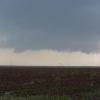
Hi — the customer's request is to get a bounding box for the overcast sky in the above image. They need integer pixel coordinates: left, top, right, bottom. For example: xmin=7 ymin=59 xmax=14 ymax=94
xmin=0 ymin=0 xmax=100 ymax=65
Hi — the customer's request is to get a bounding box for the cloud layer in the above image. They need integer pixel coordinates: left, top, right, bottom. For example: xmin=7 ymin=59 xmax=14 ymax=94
xmin=0 ymin=48 xmax=99 ymax=66
xmin=0 ymin=0 xmax=100 ymax=52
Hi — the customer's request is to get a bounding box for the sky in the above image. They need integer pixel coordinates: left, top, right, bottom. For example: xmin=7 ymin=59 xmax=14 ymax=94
xmin=0 ymin=0 xmax=100 ymax=65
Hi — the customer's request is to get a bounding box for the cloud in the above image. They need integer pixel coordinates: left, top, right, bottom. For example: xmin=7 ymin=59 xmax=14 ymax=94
xmin=0 ymin=35 xmax=7 ymax=47
xmin=0 ymin=48 xmax=99 ymax=66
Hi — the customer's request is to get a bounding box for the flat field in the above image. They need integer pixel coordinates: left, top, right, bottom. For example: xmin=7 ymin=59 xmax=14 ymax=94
xmin=0 ymin=66 xmax=100 ymax=99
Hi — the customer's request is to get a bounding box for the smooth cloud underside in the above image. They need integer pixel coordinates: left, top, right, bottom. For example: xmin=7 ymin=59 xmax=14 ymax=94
xmin=0 ymin=48 xmax=99 ymax=66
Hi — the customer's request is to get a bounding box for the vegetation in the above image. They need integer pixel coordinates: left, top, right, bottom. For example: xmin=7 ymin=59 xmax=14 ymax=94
xmin=0 ymin=67 xmax=100 ymax=99
xmin=0 ymin=95 xmax=73 ymax=100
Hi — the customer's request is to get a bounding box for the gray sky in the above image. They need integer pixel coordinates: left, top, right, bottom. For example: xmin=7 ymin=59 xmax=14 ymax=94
xmin=0 ymin=0 xmax=100 ymax=52
xmin=0 ymin=0 xmax=100 ymax=65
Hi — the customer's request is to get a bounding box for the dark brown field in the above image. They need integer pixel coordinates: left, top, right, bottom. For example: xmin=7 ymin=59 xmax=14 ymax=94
xmin=0 ymin=66 xmax=100 ymax=97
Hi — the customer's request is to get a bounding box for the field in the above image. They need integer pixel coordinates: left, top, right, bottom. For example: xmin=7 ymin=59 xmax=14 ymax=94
xmin=0 ymin=66 xmax=100 ymax=99
xmin=0 ymin=95 xmax=99 ymax=100
xmin=0 ymin=95 xmax=73 ymax=100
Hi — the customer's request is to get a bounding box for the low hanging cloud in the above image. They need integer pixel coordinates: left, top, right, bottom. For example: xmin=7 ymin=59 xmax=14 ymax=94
xmin=0 ymin=48 xmax=99 ymax=66
xmin=0 ymin=35 xmax=7 ymax=47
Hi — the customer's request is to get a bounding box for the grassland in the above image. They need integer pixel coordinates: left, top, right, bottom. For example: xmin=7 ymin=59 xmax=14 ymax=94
xmin=0 ymin=66 xmax=100 ymax=99
xmin=0 ymin=95 xmax=73 ymax=100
